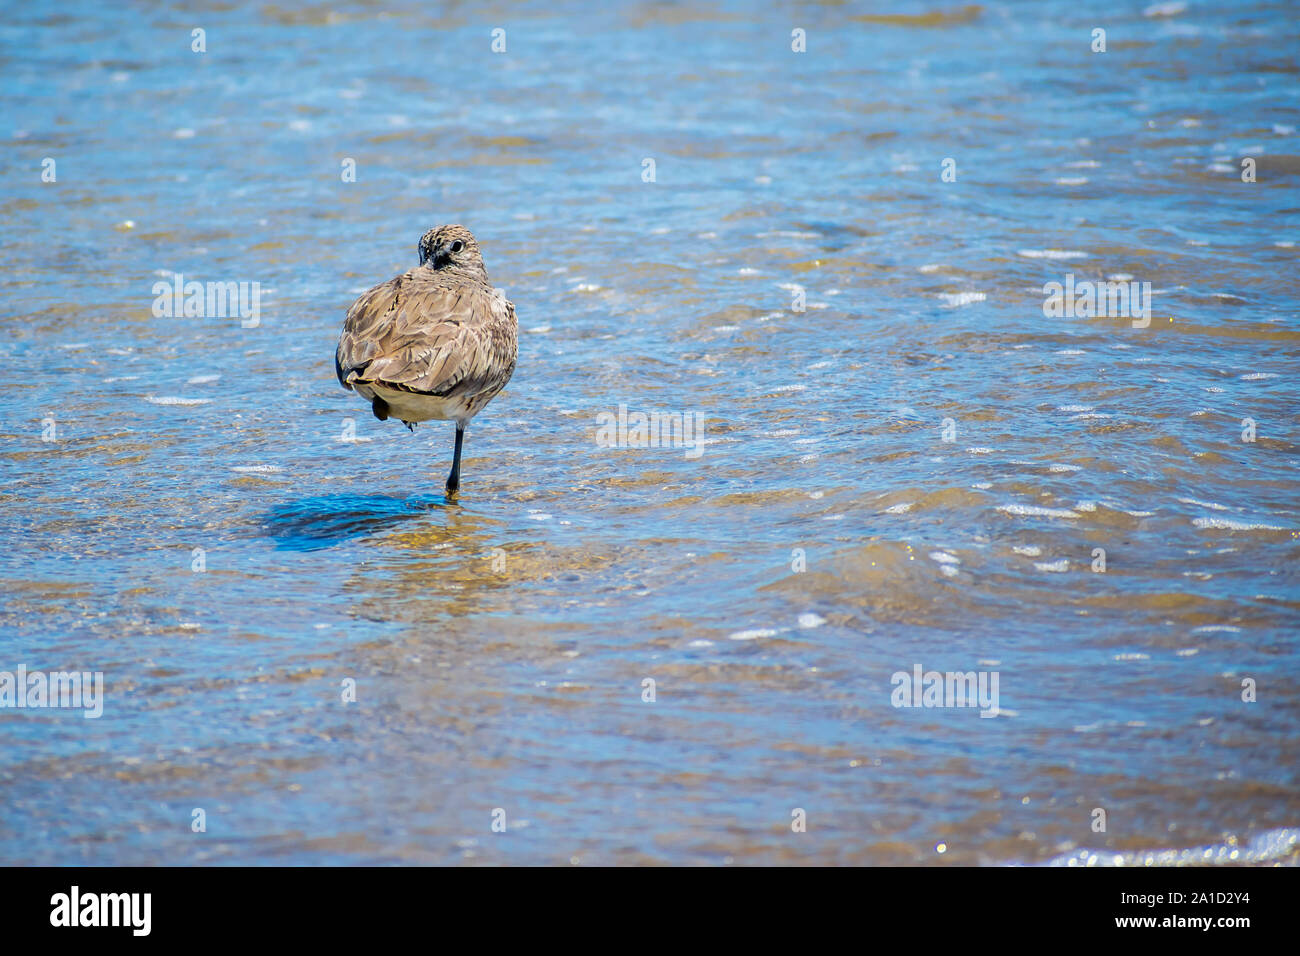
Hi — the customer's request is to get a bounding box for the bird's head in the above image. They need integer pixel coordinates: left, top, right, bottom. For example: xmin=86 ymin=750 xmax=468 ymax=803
xmin=418 ymin=224 xmax=487 ymax=280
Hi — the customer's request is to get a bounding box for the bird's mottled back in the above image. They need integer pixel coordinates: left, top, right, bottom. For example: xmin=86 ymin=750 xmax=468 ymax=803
xmin=334 ymin=225 xmax=518 ymax=494
xmin=335 ymin=225 xmax=518 ymax=415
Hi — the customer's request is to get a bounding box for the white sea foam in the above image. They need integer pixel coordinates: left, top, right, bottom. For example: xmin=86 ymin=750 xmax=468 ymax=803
xmin=1144 ymin=1 xmax=1188 ymax=17
xmin=1017 ymin=249 xmax=1088 ymax=260
xmin=938 ymin=292 xmax=986 ymax=307
xmin=1193 ymin=517 xmax=1284 ymax=531
xmin=146 ymin=395 xmax=211 ymax=406
xmin=1042 ymin=827 xmax=1298 ymax=867
xmin=999 ymin=504 xmax=1079 ymax=519
xmin=1178 ymin=497 xmax=1228 ymax=511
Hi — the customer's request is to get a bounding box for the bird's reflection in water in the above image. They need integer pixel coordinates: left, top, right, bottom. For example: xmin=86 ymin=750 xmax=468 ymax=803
xmin=341 ymin=523 xmax=523 ymax=626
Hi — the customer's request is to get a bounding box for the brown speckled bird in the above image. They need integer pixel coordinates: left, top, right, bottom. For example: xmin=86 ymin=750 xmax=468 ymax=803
xmin=335 ymin=225 xmax=518 ymax=496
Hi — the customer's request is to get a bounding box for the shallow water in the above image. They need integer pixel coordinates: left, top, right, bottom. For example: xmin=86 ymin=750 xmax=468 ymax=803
xmin=1 ymin=1 xmax=1298 ymax=865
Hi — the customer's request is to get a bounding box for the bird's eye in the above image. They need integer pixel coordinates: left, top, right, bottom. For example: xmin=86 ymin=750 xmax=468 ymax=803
xmin=449 ymin=240 xmax=464 ymax=254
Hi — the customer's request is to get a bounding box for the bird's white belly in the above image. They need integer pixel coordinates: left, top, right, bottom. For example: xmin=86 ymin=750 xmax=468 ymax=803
xmin=361 ymin=383 xmax=475 ymax=423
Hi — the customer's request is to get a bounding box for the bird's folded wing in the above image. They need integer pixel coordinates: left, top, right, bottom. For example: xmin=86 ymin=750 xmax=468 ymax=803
xmin=336 ymin=277 xmax=512 ymax=398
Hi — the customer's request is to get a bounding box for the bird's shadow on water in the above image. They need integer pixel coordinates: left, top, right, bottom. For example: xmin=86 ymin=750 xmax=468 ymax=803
xmin=258 ymin=493 xmax=451 ymax=551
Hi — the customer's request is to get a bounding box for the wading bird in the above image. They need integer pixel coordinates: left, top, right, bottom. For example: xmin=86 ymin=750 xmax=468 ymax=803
xmin=335 ymin=225 xmax=518 ymax=496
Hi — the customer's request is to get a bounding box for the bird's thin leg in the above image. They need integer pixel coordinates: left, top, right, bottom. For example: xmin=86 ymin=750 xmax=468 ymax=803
xmin=446 ymin=425 xmax=465 ymax=496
